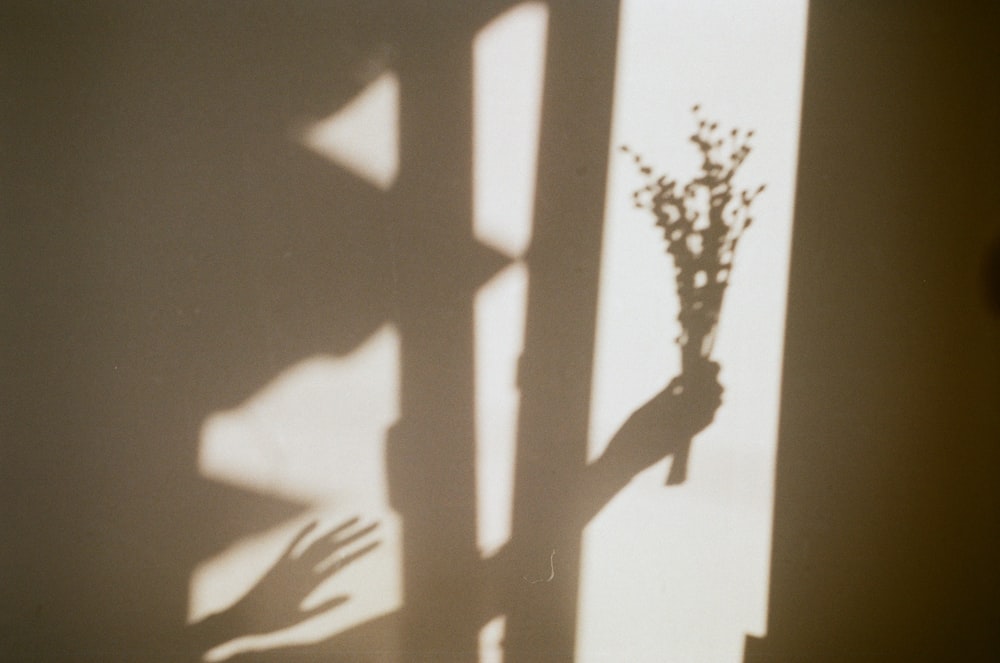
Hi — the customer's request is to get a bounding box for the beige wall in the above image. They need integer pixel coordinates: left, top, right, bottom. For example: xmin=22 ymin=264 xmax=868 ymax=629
xmin=3 ymin=1 xmax=999 ymax=661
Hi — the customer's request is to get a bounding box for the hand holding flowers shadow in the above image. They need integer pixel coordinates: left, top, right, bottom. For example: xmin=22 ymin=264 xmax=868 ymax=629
xmin=188 ymin=517 xmax=380 ymax=659
xmin=583 ymin=360 xmax=723 ymax=516
xmin=621 ymin=106 xmax=764 ymax=485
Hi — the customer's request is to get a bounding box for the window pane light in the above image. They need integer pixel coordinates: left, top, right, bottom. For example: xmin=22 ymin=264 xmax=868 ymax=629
xmin=581 ymin=1 xmax=809 ymax=661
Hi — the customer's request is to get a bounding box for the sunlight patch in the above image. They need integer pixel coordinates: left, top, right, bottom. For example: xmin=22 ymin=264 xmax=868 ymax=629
xmin=474 ymin=263 xmax=528 ymax=557
xmin=299 ymin=71 xmax=400 ymax=190
xmin=193 ymin=325 xmax=403 ymax=658
xmin=580 ymin=0 xmax=810 ymax=660
xmin=472 ymin=2 xmax=548 ymax=258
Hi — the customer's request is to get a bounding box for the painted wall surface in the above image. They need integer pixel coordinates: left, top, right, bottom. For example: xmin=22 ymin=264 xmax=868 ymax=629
xmin=3 ymin=1 xmax=998 ymax=662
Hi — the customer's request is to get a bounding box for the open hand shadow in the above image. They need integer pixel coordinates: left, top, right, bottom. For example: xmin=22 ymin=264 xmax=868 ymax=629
xmin=188 ymin=517 xmax=380 ymax=659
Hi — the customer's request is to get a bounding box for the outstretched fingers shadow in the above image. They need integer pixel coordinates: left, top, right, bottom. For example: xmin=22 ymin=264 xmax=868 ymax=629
xmin=188 ymin=517 xmax=381 ymax=659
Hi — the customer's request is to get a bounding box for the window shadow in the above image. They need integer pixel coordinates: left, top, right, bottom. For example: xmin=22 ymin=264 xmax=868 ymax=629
xmin=4 ymin=2 xmax=742 ymax=662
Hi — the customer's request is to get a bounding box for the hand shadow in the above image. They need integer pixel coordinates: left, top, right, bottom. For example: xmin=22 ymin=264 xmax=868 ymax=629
xmin=581 ymin=359 xmax=724 ymax=519
xmin=660 ymin=359 xmax=724 ymax=484
xmin=187 ymin=517 xmax=380 ymax=659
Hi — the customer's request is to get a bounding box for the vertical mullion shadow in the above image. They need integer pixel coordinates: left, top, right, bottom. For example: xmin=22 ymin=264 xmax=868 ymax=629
xmin=502 ymin=2 xmax=621 ymax=661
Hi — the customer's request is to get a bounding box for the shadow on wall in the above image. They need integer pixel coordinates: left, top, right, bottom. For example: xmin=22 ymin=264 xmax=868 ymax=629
xmin=10 ymin=1 xmax=996 ymax=662
xmin=3 ymin=2 xmax=728 ymax=661
xmin=744 ymin=1 xmax=1000 ymax=660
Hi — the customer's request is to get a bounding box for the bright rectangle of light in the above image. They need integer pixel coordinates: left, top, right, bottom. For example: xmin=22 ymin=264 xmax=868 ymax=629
xmin=472 ymin=2 xmax=548 ymax=259
xmin=579 ymin=1 xmax=810 ymax=661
